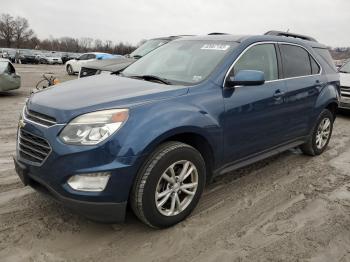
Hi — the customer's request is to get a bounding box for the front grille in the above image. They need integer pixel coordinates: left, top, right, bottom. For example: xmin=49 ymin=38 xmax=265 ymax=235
xmin=79 ymin=67 xmax=98 ymax=78
xmin=18 ymin=129 xmax=51 ymax=165
xmin=24 ymin=107 xmax=57 ymax=127
xmin=341 ymin=86 xmax=350 ymax=98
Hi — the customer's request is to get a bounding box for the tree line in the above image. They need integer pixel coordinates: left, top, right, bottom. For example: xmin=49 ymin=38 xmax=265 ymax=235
xmin=0 ymin=13 xmax=137 ymax=54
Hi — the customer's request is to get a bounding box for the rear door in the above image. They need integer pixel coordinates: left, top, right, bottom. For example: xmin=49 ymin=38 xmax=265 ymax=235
xmin=278 ymin=44 xmax=322 ymax=139
xmin=223 ymin=43 xmax=289 ymax=163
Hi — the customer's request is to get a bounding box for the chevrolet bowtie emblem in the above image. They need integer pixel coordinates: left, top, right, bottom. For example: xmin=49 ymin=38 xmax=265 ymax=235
xmin=18 ymin=119 xmax=26 ymax=129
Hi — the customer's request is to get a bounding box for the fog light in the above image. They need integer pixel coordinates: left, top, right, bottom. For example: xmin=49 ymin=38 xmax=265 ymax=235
xmin=67 ymin=173 xmax=111 ymax=192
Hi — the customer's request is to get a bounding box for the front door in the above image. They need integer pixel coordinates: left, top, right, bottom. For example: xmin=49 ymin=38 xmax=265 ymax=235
xmin=223 ymin=43 xmax=289 ymax=164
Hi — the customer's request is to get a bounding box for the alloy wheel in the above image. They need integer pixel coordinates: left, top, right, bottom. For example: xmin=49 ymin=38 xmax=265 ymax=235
xmin=315 ymin=118 xmax=331 ymax=149
xmin=155 ymin=160 xmax=198 ymax=216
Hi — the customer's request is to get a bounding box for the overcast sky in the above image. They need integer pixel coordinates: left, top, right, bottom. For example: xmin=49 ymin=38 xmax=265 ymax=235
xmin=2 ymin=0 xmax=350 ymax=47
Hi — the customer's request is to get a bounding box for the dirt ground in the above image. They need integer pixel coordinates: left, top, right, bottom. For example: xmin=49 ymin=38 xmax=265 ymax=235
xmin=1 ymin=64 xmax=350 ymax=262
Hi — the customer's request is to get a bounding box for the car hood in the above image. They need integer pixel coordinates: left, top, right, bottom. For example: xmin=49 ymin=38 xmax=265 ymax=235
xmin=84 ymin=57 xmax=135 ymax=71
xmin=27 ymin=74 xmax=188 ymax=123
xmin=340 ymin=72 xmax=350 ymax=87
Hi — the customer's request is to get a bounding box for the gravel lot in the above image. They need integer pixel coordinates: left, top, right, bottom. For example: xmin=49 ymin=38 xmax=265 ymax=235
xmin=1 ymin=64 xmax=350 ymax=262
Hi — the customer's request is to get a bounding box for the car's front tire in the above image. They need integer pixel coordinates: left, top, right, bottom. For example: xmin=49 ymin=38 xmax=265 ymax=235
xmin=131 ymin=142 xmax=206 ymax=228
xmin=66 ymin=65 xmax=74 ymax=75
xmin=300 ymin=109 xmax=334 ymax=156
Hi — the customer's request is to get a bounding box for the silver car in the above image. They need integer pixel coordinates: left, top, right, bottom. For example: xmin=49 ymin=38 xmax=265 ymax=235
xmin=0 ymin=58 xmax=21 ymax=92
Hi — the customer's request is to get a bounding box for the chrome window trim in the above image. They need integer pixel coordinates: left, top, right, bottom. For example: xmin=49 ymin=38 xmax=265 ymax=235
xmin=223 ymin=41 xmax=323 ymax=87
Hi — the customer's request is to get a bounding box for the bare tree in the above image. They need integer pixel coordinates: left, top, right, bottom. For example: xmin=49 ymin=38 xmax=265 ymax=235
xmin=79 ymin=37 xmax=93 ymax=52
xmin=94 ymin=39 xmax=103 ymax=50
xmin=13 ymin=16 xmax=34 ymax=48
xmin=0 ymin=13 xmax=15 ymax=47
xmin=0 ymin=13 xmax=138 ymax=54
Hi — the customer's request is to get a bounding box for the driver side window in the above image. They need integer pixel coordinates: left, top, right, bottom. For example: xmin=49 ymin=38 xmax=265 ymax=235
xmin=79 ymin=54 xmax=89 ymax=60
xmin=231 ymin=44 xmax=278 ymax=81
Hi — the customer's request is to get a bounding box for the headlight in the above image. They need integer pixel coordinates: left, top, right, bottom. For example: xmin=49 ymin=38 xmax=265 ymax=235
xmin=59 ymin=109 xmax=129 ymax=145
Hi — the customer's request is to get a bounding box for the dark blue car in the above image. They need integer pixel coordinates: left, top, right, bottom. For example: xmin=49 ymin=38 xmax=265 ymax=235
xmin=14 ymin=31 xmax=340 ymax=228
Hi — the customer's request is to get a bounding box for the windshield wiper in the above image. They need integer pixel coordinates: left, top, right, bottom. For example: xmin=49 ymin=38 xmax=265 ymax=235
xmin=339 ymin=70 xmax=349 ymax=74
xmin=132 ymin=55 xmax=142 ymax=59
xmin=131 ymin=75 xmax=172 ymax=85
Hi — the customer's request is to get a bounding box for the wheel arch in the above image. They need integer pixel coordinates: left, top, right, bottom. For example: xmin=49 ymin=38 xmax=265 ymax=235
xmin=140 ymin=128 xmax=218 ymax=184
xmin=314 ymin=83 xmax=339 ymax=119
xmin=325 ymin=101 xmax=338 ymax=121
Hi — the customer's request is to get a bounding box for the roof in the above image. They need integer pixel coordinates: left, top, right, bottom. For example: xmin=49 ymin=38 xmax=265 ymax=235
xmin=175 ymin=34 xmax=327 ymax=49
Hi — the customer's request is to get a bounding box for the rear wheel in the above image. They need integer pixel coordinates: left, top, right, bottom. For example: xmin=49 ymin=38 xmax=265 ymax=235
xmin=131 ymin=142 xmax=206 ymax=228
xmin=300 ymin=109 xmax=334 ymax=156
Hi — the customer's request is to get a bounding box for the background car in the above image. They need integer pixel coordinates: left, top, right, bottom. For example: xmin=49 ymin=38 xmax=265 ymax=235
xmin=339 ymin=60 xmax=350 ymax=110
xmin=79 ymin=36 xmax=182 ymax=78
xmin=38 ymin=53 xmax=63 ymax=65
xmin=16 ymin=49 xmax=39 ymax=64
xmin=0 ymin=58 xmax=21 ymax=92
xmin=61 ymin=53 xmax=80 ymax=64
xmin=65 ymin=52 xmax=116 ymax=75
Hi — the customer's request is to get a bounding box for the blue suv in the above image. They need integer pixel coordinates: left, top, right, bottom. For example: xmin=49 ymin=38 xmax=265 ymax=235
xmin=14 ymin=31 xmax=340 ymax=228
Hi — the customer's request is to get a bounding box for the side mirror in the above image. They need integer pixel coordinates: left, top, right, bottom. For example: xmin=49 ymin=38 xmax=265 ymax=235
xmin=97 ymin=57 xmax=102 ymax=60
xmin=75 ymin=57 xmax=79 ymax=60
xmin=225 ymin=70 xmax=265 ymax=88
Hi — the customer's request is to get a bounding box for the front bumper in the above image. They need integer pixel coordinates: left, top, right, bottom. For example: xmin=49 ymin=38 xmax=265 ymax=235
xmin=340 ymin=97 xmax=350 ymax=109
xmin=14 ymin=156 xmax=127 ymax=222
xmin=14 ymin=115 xmax=144 ymax=223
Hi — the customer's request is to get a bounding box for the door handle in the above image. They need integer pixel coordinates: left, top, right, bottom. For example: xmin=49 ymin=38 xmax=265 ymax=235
xmin=273 ymin=89 xmax=285 ymax=98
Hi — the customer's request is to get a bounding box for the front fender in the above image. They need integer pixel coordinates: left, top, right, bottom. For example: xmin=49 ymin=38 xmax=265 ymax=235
xmin=114 ymin=99 xmax=223 ymax=162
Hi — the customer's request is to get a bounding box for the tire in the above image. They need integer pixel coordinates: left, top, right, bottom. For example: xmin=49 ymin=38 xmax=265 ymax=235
xmin=131 ymin=141 xmax=206 ymax=228
xmin=300 ymin=109 xmax=334 ymax=156
xmin=66 ymin=65 xmax=74 ymax=75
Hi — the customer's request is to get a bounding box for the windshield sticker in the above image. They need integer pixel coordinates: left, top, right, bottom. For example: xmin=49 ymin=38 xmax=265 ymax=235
xmin=193 ymin=75 xmax=203 ymax=82
xmin=201 ymin=44 xmax=230 ymax=51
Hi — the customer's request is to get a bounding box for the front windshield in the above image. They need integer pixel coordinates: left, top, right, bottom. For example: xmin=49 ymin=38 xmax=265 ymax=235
xmin=123 ymin=40 xmax=237 ymax=85
xmin=129 ymin=39 xmax=169 ymax=58
xmin=340 ymin=61 xmax=350 ymax=73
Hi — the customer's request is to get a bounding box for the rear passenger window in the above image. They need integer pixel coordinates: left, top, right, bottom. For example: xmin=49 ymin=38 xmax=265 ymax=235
xmin=310 ymin=55 xmax=320 ymax=74
xmin=313 ymin=48 xmax=337 ymax=72
xmin=233 ymin=44 xmax=278 ymax=81
xmin=280 ymin=44 xmax=312 ymax=78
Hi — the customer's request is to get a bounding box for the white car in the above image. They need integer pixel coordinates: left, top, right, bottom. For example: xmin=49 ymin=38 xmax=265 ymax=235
xmin=65 ymin=52 xmax=114 ymax=75
xmin=0 ymin=58 xmax=21 ymax=92
xmin=44 ymin=54 xmax=63 ymax=65
xmin=339 ymin=60 xmax=350 ymax=110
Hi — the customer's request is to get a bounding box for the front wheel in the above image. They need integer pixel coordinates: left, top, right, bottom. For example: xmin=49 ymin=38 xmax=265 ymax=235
xmin=66 ymin=65 xmax=74 ymax=75
xmin=131 ymin=142 xmax=206 ymax=228
xmin=300 ymin=109 xmax=334 ymax=156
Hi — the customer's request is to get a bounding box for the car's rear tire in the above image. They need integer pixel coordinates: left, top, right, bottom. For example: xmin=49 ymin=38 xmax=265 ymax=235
xmin=300 ymin=109 xmax=334 ymax=156
xmin=130 ymin=141 xmax=206 ymax=228
xmin=66 ymin=65 xmax=74 ymax=75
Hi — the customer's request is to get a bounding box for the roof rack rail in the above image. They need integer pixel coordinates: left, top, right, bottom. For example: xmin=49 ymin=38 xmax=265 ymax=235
xmin=264 ymin=30 xmax=317 ymax=42
xmin=208 ymin=32 xmax=229 ymax=35
xmin=168 ymin=35 xmax=195 ymax=38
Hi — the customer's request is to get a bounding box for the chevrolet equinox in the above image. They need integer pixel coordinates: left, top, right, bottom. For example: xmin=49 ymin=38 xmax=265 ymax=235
xmin=14 ymin=31 xmax=340 ymax=228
